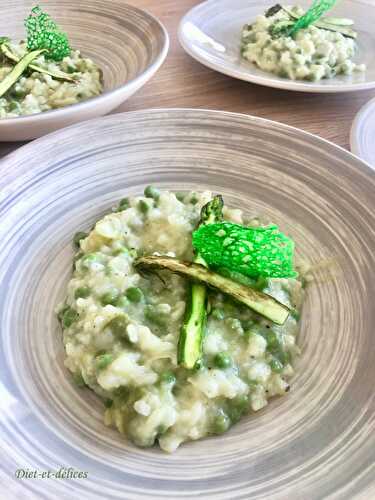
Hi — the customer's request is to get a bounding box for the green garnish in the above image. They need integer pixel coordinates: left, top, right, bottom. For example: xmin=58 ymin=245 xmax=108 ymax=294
xmin=125 ymin=287 xmax=144 ymax=303
xmin=1 ymin=43 xmax=76 ymax=82
xmin=135 ymin=256 xmax=290 ymax=325
xmin=25 ymin=6 xmax=71 ymax=61
xmin=289 ymin=0 xmax=338 ymax=35
xmin=267 ymin=3 xmax=357 ymax=39
xmin=0 ymin=48 xmax=45 ymax=98
xmin=192 ymin=222 xmax=297 ymax=279
xmin=178 ymin=195 xmax=224 ymax=369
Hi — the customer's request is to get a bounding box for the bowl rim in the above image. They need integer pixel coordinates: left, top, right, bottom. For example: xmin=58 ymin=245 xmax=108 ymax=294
xmin=2 ymin=107 xmax=375 ymax=181
xmin=0 ymin=3 xmax=169 ymax=126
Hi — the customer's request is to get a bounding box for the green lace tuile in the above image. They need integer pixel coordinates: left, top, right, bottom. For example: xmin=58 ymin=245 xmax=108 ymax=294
xmin=25 ymin=6 xmax=71 ymax=61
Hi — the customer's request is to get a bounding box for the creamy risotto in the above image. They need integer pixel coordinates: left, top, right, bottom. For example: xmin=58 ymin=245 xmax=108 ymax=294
xmin=59 ymin=189 xmax=304 ymax=452
xmin=241 ymin=5 xmax=365 ymax=81
xmin=0 ymin=41 xmax=103 ymax=118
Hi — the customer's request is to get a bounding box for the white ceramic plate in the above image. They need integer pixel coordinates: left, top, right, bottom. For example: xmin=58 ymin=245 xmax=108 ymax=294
xmin=1 ymin=109 xmax=375 ymax=499
xmin=179 ymin=0 xmax=375 ymax=93
xmin=350 ymin=96 xmax=375 ymax=167
xmin=0 ymin=0 xmax=169 ymax=141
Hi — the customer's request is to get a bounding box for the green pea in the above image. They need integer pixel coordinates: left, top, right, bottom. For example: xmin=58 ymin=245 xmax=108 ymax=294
xmin=227 ymin=407 xmax=242 ymax=423
xmin=159 ymin=372 xmax=176 ymax=385
xmin=226 ymin=395 xmax=248 ymax=423
xmin=72 ymin=372 xmax=86 ymax=387
xmin=138 ymin=200 xmax=149 ymax=214
xmin=106 ymin=315 xmax=128 ymax=338
xmin=175 ymin=192 xmax=185 ymax=202
xmin=145 ymin=305 xmax=167 ymax=326
xmin=66 ymin=64 xmax=76 ymax=73
xmin=291 ymin=309 xmax=300 ymax=321
xmin=62 ymin=307 xmax=79 ymax=328
xmin=156 ymin=424 xmax=167 ymax=436
xmin=74 ymin=286 xmax=90 ymax=299
xmin=266 ymin=330 xmax=281 ymax=351
xmin=233 ymin=394 xmax=249 ymax=411
xmin=144 ymin=185 xmax=160 ymax=200
xmin=118 ymin=197 xmax=130 ymax=210
xmin=278 ymin=68 xmax=289 ymax=79
xmin=211 ymin=308 xmax=225 ymax=320
xmin=57 ymin=305 xmax=68 ymax=322
xmin=8 ymin=100 xmax=19 ymax=111
xmin=100 ymin=290 xmax=119 ymax=306
xmin=80 ymin=253 xmax=100 ymax=270
xmin=113 ymin=386 xmax=128 ymax=400
xmin=214 ymin=352 xmax=232 ymax=369
xmin=103 ymin=398 xmax=113 ymax=408
xmin=12 ymin=88 xmax=26 ymax=99
xmin=212 ymin=412 xmax=231 ymax=434
xmin=190 ymin=193 xmax=198 ymax=205
xmin=73 ymin=231 xmax=88 ymax=248
xmin=96 ymin=354 xmax=113 ymax=371
xmin=270 ymin=357 xmax=284 ymax=373
xmin=242 ymin=319 xmax=255 ymax=331
xmin=125 ymin=287 xmax=143 ymax=303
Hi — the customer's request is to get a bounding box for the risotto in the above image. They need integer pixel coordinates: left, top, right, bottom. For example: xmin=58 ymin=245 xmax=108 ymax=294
xmin=0 ymin=41 xmax=103 ymax=118
xmin=241 ymin=5 xmax=365 ymax=81
xmin=59 ymin=189 xmax=304 ymax=452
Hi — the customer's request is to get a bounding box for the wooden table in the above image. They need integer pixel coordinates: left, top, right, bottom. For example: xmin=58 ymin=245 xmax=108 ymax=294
xmin=1 ymin=0 xmax=374 ymax=159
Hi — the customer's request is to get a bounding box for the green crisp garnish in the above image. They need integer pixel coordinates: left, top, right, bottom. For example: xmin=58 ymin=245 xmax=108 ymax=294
xmin=25 ymin=6 xmax=71 ymax=61
xmin=268 ymin=2 xmax=353 ymax=39
xmin=192 ymin=222 xmax=297 ymax=279
xmin=289 ymin=0 xmax=338 ymax=35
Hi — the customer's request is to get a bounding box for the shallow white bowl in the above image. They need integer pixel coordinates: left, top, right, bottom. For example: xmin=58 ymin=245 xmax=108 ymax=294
xmin=1 ymin=109 xmax=375 ymax=499
xmin=0 ymin=0 xmax=169 ymax=141
xmin=350 ymin=96 xmax=375 ymax=167
xmin=179 ymin=0 xmax=375 ymax=93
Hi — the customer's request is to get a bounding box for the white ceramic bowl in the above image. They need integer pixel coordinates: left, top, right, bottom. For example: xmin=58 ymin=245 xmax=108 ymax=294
xmin=179 ymin=0 xmax=375 ymax=93
xmin=350 ymin=96 xmax=375 ymax=167
xmin=1 ymin=109 xmax=375 ymax=499
xmin=0 ymin=0 xmax=169 ymax=141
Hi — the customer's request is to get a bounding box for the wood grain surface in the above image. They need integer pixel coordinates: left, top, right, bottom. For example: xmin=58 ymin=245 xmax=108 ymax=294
xmin=1 ymin=0 xmax=374 ymax=157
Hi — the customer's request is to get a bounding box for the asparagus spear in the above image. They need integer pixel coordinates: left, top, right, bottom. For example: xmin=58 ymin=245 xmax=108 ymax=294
xmin=135 ymin=256 xmax=290 ymax=326
xmin=0 ymin=48 xmax=45 ymax=98
xmin=177 ymin=195 xmax=224 ymax=369
xmin=1 ymin=43 xmax=76 ymax=83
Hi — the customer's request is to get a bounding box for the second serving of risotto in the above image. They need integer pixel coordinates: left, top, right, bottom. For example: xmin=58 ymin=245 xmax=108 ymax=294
xmin=0 ymin=6 xmax=103 ymax=119
xmin=241 ymin=4 xmax=365 ymax=82
xmin=59 ymin=188 xmax=304 ymax=452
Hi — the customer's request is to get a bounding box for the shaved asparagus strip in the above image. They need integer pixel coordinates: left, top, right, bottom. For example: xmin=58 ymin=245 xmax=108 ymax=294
xmin=0 ymin=48 xmax=45 ymax=98
xmin=1 ymin=43 xmax=76 ymax=83
xmin=135 ymin=256 xmax=290 ymax=325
